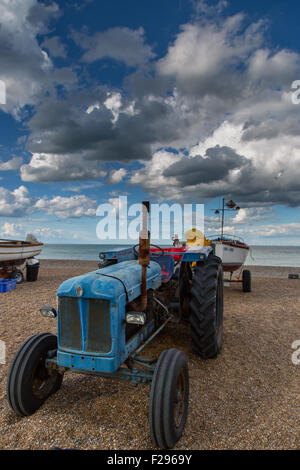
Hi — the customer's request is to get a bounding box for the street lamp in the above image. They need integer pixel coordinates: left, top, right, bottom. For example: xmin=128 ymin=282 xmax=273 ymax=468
xmin=213 ymin=198 xmax=241 ymax=237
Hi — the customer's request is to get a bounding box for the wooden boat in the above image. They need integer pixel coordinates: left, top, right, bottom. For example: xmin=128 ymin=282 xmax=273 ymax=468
xmin=209 ymin=198 xmax=250 ymax=273
xmin=210 ymin=235 xmax=249 ymax=272
xmin=0 ymin=238 xmax=43 ymax=264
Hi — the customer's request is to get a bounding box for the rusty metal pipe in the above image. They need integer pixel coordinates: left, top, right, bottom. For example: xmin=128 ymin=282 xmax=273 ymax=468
xmin=131 ymin=201 xmax=150 ymax=312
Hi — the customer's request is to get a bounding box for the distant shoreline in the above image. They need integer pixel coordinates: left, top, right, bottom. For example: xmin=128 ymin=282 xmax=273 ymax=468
xmin=38 ymin=259 xmax=300 ymax=278
xmin=37 ymin=245 xmax=300 ymax=267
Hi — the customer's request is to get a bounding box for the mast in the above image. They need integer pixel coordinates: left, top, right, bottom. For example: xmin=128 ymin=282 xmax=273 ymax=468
xmin=213 ymin=198 xmax=240 ymax=239
xmin=221 ymin=198 xmax=225 ymax=238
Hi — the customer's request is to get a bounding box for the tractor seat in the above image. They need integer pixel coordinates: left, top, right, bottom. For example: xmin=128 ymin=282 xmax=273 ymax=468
xmin=150 ymin=254 xmax=175 ymax=283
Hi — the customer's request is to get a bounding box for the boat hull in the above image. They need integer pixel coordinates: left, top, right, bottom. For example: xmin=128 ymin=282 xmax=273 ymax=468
xmin=213 ymin=241 xmax=249 ymax=272
xmin=0 ymin=243 xmax=43 ymax=263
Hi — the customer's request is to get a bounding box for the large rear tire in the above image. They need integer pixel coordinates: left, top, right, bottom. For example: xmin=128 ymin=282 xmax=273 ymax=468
xmin=7 ymin=333 xmax=63 ymax=416
xmin=149 ymin=349 xmax=189 ymax=449
xmin=189 ymin=255 xmax=224 ymax=359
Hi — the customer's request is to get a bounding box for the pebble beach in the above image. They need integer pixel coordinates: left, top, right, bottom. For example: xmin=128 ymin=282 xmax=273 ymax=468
xmin=0 ymin=260 xmax=299 ymax=450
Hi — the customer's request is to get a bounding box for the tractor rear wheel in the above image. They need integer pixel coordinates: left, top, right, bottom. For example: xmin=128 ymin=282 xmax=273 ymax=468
xmin=149 ymin=348 xmax=189 ymax=449
xmin=242 ymin=270 xmax=251 ymax=292
xmin=189 ymin=255 xmax=224 ymax=359
xmin=7 ymin=333 xmax=63 ymax=416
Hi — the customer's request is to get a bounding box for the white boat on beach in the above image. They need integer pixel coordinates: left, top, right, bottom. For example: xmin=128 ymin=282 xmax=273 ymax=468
xmin=0 ymin=236 xmax=43 ymax=264
xmin=210 ymin=235 xmax=249 ymax=272
xmin=209 ymin=198 xmax=250 ymax=273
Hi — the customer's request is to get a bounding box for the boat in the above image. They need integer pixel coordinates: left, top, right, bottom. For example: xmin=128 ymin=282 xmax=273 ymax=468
xmin=0 ymin=235 xmax=43 ymax=264
xmin=209 ymin=235 xmax=249 ymax=272
xmin=209 ymin=198 xmax=250 ymax=273
xmin=163 ymin=199 xmax=250 ymax=274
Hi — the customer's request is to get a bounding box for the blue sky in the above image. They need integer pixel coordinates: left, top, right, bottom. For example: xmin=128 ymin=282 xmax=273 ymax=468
xmin=1 ymin=0 xmax=300 ymax=245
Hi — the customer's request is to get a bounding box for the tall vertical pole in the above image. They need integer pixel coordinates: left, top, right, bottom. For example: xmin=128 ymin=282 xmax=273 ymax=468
xmin=221 ymin=198 xmax=225 ymax=238
xmin=133 ymin=201 xmax=150 ymax=312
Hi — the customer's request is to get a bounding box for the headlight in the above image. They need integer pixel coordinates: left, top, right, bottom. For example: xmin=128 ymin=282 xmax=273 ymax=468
xmin=100 ymin=253 xmax=105 ymax=259
xmin=40 ymin=306 xmax=57 ymax=318
xmin=126 ymin=312 xmax=146 ymax=325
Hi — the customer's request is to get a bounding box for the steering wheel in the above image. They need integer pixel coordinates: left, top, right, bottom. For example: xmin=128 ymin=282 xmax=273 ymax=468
xmin=133 ymin=244 xmax=164 ymax=258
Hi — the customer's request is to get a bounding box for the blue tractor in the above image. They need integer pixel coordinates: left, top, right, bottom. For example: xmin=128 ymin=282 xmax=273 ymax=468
xmin=7 ymin=202 xmax=224 ymax=449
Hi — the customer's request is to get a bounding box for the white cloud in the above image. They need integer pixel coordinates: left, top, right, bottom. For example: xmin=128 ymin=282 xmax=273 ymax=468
xmin=0 ymin=186 xmax=100 ymax=220
xmin=104 ymin=92 xmax=122 ymax=123
xmin=157 ymin=14 xmax=266 ymax=96
xmin=0 ymin=185 xmax=33 ymax=217
xmin=32 ymin=227 xmax=65 ymax=240
xmin=245 ymin=222 xmax=300 ymax=238
xmin=108 ymin=168 xmax=127 ymax=184
xmin=0 ymin=222 xmax=24 ymax=237
xmin=232 ymin=207 xmax=275 ymax=224
xmin=21 ymin=153 xmax=107 ymax=182
xmin=35 ymin=194 xmax=97 ymax=218
xmin=130 ymin=150 xmax=183 ymax=201
xmin=0 ymin=157 xmax=23 ymax=171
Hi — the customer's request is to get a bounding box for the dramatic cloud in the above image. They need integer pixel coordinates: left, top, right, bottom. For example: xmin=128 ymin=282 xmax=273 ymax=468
xmin=0 ymin=0 xmax=75 ymax=116
xmin=164 ymin=146 xmax=248 ymax=185
xmin=75 ymin=27 xmax=155 ymax=67
xmin=132 ymin=114 xmax=300 ymax=207
xmin=20 ymin=92 xmax=184 ymax=182
xmin=35 ymin=194 xmax=97 ymax=218
xmin=3 ymin=2 xmax=300 ymax=211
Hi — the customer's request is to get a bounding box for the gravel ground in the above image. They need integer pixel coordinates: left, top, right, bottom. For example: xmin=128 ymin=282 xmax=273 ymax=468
xmin=0 ymin=260 xmax=299 ymax=450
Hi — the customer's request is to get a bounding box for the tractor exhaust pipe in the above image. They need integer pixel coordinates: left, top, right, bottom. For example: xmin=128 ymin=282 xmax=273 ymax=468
xmin=132 ymin=201 xmax=150 ymax=312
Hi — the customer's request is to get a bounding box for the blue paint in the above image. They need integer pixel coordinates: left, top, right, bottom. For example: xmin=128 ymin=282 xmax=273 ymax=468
xmin=99 ymin=246 xmax=135 ymax=262
xmin=56 ymin=260 xmax=161 ymax=373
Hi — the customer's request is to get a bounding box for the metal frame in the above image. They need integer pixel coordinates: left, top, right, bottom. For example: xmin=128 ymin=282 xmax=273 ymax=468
xmin=0 ymin=260 xmax=26 ymax=280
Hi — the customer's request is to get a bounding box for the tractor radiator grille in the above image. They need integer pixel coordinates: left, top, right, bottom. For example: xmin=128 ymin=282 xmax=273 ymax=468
xmin=86 ymin=299 xmax=111 ymax=353
xmin=58 ymin=297 xmax=111 ymax=353
xmin=58 ymin=297 xmax=81 ymax=351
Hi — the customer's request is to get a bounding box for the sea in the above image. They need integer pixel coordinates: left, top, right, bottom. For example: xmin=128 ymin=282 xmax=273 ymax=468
xmin=37 ymin=244 xmax=300 ymax=267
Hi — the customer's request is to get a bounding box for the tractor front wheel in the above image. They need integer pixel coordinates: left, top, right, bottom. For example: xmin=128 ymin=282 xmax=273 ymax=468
xmin=7 ymin=333 xmax=63 ymax=416
xmin=189 ymin=255 xmax=224 ymax=359
xmin=149 ymin=348 xmax=189 ymax=449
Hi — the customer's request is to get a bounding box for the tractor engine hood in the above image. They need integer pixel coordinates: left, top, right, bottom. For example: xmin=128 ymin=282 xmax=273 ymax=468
xmin=57 ymin=260 xmax=162 ymax=303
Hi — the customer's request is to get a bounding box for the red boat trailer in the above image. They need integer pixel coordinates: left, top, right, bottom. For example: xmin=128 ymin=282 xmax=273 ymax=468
xmin=0 ymin=259 xmax=27 ymax=283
